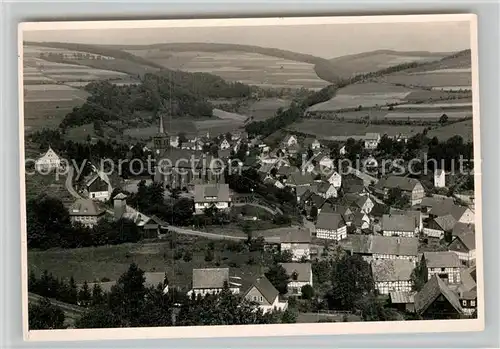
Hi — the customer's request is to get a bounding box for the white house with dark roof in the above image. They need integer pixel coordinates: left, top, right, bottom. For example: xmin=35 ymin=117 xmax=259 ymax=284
xmin=303 ymin=138 xmax=321 ymax=151
xmin=348 ymin=235 xmax=419 ymax=264
xmin=448 ymin=229 xmax=476 ymax=266
xmin=315 ymin=212 xmax=347 ymax=241
xmin=327 ymin=171 xmax=342 ymax=188
xmin=34 ymin=146 xmax=64 ymax=173
xmin=371 ymin=259 xmax=414 ymax=295
xmin=344 ymin=193 xmax=374 ymax=214
xmin=434 ymin=169 xmax=446 ymax=188
xmin=421 ymin=252 xmax=462 ymax=284
xmin=279 ymin=263 xmax=313 ymax=296
xmin=390 ymin=208 xmax=423 ymax=232
xmin=243 ymin=275 xmax=287 ymax=313
xmin=374 ymin=176 xmax=425 ymax=206
xmin=381 ymin=214 xmax=418 ymax=238
xmin=194 ymin=184 xmax=231 ymax=214
xmin=69 ymin=198 xmax=106 ymax=228
xmin=364 ymin=133 xmax=381 ymax=150
xmin=281 ymin=135 xmax=298 ymax=148
xmin=187 ymin=268 xmax=240 ymax=297
xmin=85 ymin=171 xmax=111 ymax=201
xmin=280 ymin=228 xmax=311 ymax=261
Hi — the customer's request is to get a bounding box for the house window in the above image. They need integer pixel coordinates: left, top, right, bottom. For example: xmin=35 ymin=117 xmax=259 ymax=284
xmin=462 ymin=300 xmax=467 ymax=306
xmin=441 ymin=267 xmax=445 ymax=272
xmin=260 ymin=296 xmax=263 ymax=302
xmin=253 ymin=296 xmax=258 ymax=301
xmin=471 ymin=300 xmax=476 ymax=307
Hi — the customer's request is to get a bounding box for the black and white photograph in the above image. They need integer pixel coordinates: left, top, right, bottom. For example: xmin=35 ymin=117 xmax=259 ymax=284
xmin=19 ymin=15 xmax=483 ymax=340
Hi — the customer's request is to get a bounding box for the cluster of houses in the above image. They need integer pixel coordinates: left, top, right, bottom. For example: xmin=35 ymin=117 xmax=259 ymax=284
xmin=34 ymin=120 xmax=478 ymax=319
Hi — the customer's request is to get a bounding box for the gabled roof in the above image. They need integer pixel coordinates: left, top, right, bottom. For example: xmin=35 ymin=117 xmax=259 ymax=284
xmin=375 ymin=176 xmax=422 ymax=192
xmin=429 ymin=203 xmax=470 ymax=220
xmin=113 ymin=192 xmax=127 ymax=200
xmin=390 ymin=208 xmax=421 ymax=223
xmin=348 ymin=235 xmax=418 ymax=256
xmin=279 ymin=263 xmax=312 ymax=283
xmin=382 ymin=214 xmax=416 ymax=232
xmin=69 ymin=198 xmax=105 ymax=217
xmin=244 ymin=275 xmax=279 ymax=304
xmin=192 ymin=268 xmax=230 ymax=289
xmin=343 ymin=193 xmax=369 ymax=209
xmin=422 ymin=251 xmax=461 ymax=268
xmin=448 ymin=230 xmax=476 ymax=252
xmin=194 ymin=184 xmax=230 ymax=203
xmin=86 ymin=171 xmax=110 ymax=188
xmin=316 ymin=212 xmax=346 ymax=230
xmin=290 ymin=172 xmax=314 ymax=186
xmin=414 ymin=275 xmax=463 ymax=315
xmin=433 ymin=214 xmax=458 ymax=231
xmin=280 ymin=228 xmax=311 ymax=244
xmin=452 ymin=222 xmax=474 ymax=237
xmin=371 ymin=259 xmax=414 ymax=282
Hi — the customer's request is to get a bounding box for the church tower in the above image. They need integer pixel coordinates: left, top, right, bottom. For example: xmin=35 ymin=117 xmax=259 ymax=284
xmin=153 ymin=113 xmax=169 ymax=156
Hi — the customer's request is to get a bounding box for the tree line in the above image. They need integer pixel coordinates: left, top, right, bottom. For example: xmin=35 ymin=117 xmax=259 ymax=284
xmin=29 ymin=263 xmax=296 ymax=330
xmin=27 ymin=195 xmax=142 ymax=250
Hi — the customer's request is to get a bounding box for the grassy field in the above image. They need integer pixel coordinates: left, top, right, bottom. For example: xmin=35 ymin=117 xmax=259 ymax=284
xmin=427 ymin=119 xmax=474 ymax=142
xmin=25 ymin=171 xmax=73 ymax=204
xmin=28 ymin=238 xmax=269 ymax=291
xmin=328 ymin=50 xmax=448 ymax=78
xmin=238 ymin=98 xmax=292 ymax=121
xmin=380 ymin=72 xmax=471 ymax=89
xmin=127 ymin=49 xmax=329 ymax=90
xmin=288 ymin=119 xmax=427 ymax=138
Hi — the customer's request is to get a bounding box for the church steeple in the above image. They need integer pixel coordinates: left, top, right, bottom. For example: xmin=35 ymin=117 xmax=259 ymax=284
xmin=153 ymin=111 xmax=169 ymax=155
xmin=159 ymin=113 xmax=164 ymax=134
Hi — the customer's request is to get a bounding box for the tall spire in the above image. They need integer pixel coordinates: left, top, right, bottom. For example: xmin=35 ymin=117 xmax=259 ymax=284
xmin=159 ymin=113 xmax=164 ymax=134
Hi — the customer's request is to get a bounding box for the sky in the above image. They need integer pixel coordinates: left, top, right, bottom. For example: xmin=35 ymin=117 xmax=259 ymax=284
xmin=23 ymin=21 xmax=471 ymax=59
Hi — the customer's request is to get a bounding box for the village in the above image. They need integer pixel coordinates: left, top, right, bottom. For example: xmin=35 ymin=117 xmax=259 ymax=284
xmin=29 ymin=111 xmax=477 ymax=325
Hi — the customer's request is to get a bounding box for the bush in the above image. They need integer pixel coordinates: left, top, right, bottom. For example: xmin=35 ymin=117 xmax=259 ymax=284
xmin=301 ymin=284 xmax=315 ymax=300
xmin=204 ymin=249 xmax=214 ymax=262
xmin=173 ymin=249 xmax=184 ymax=260
xmin=183 ymin=250 xmax=193 ymax=262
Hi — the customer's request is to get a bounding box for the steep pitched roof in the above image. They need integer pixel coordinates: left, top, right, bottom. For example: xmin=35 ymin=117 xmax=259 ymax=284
xmin=371 ymin=259 xmax=414 ymax=282
xmin=192 ymin=268 xmax=230 ymax=289
xmin=433 ymin=214 xmax=458 ymax=231
xmin=448 ymin=230 xmax=476 ymax=252
xmin=414 ymin=275 xmax=463 ymax=315
xmin=349 ymin=235 xmax=418 ymax=256
xmin=382 ymin=214 xmax=416 ymax=232
xmin=423 ymin=251 xmax=461 ymax=268
xmin=279 ymin=263 xmax=312 ymax=283
xmin=245 ymin=275 xmax=279 ymax=304
xmin=69 ymin=198 xmax=105 ymax=217
xmin=316 ymin=212 xmax=346 ymax=230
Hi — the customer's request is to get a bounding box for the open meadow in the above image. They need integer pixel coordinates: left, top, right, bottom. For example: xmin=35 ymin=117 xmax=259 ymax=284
xmin=288 ymin=119 xmax=427 ymax=138
xmin=127 ymin=49 xmax=329 ymax=90
xmin=28 ymin=238 xmax=268 ymax=291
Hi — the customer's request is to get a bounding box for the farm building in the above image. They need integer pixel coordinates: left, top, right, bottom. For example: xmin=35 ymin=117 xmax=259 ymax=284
xmin=315 ymin=212 xmax=347 ymax=241
xmin=279 ymin=263 xmax=313 ymax=296
xmin=34 ymin=146 xmax=64 ymax=173
xmin=187 ymin=268 xmax=240 ymax=298
xmin=194 ymin=184 xmax=231 ymax=215
xmin=381 ymin=214 xmax=418 ymax=238
xmin=371 ymin=259 xmax=414 ymax=295
xmin=421 ymin=252 xmax=462 ymax=285
xmin=347 ymin=235 xmax=419 ymax=264
xmin=280 ymin=228 xmax=311 ymax=261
